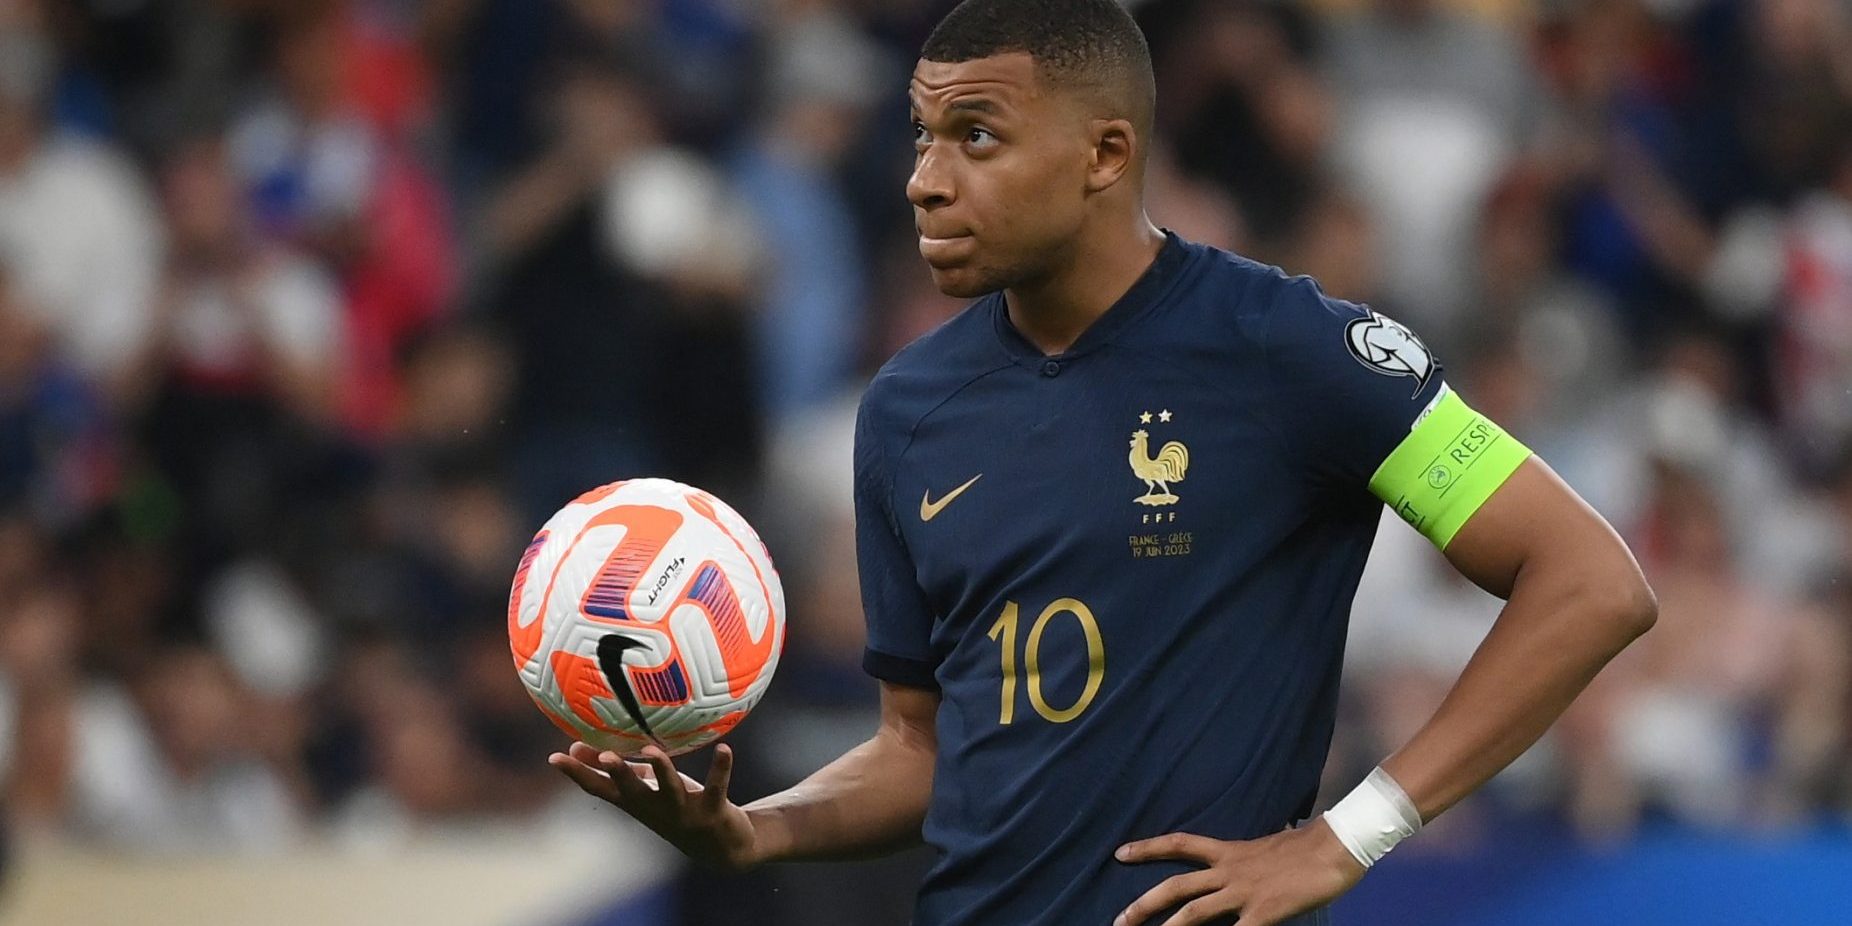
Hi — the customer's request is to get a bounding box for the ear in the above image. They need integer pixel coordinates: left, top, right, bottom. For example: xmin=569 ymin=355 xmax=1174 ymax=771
xmin=1084 ymin=118 xmax=1138 ymax=194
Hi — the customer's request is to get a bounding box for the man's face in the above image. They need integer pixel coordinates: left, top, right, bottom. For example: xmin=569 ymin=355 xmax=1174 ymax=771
xmin=908 ymin=53 xmax=1093 ymax=298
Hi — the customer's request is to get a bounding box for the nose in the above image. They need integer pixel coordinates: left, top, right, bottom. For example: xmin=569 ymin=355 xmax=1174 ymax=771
xmin=907 ymin=145 xmax=954 ymax=212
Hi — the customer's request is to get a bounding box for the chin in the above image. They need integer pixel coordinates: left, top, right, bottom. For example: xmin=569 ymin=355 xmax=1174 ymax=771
xmin=928 ymin=265 xmax=1006 ymax=300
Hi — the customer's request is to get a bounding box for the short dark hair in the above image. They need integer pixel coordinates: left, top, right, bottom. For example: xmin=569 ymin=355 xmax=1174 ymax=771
xmin=922 ymin=0 xmax=1156 ymax=138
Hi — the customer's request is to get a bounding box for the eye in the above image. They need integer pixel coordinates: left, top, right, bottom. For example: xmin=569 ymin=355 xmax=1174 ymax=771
xmin=912 ymin=120 xmax=930 ymax=148
xmin=966 ymin=127 xmax=999 ymax=150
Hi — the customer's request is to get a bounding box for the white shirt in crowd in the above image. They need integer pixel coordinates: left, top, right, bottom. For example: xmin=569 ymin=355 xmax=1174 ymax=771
xmin=0 ymin=134 xmax=165 ymax=380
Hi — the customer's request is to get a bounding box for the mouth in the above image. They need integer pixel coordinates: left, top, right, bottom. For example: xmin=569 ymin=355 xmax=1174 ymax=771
xmin=917 ymin=232 xmax=975 ymax=267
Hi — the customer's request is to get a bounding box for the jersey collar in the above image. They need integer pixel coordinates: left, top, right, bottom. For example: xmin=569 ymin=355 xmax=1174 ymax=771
xmin=991 ymin=229 xmax=1191 ymax=365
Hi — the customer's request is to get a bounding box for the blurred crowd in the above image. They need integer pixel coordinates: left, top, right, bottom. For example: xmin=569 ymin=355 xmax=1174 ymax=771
xmin=1 ymin=0 xmax=1851 ymax=921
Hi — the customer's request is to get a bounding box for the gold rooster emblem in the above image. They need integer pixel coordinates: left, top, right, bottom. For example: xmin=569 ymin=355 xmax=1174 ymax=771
xmin=1129 ymin=429 xmax=1190 ymax=506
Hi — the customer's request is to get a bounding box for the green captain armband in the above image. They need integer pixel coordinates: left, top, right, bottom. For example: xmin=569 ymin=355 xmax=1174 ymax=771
xmin=1368 ymin=386 xmax=1532 ymax=550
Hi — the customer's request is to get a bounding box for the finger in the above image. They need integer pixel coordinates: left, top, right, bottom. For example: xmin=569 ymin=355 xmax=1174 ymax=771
xmin=1215 ymin=904 xmax=1279 ymax=926
xmin=702 ymin=743 xmax=735 ymax=810
xmin=549 ymin=752 xmax=622 ymax=802
xmin=1116 ymin=833 xmax=1223 ymax=865
xmin=641 ymin=746 xmax=687 ymax=803
xmin=1155 ymin=890 xmax=1242 ymax=926
xmin=568 ymin=741 xmax=603 ymax=765
xmin=596 ymin=750 xmax=656 ymax=802
xmin=1114 ymin=871 xmax=1221 ymax=926
xmin=604 ymin=753 xmax=658 ymax=786
xmin=607 ymin=753 xmax=701 ymax=794
xmin=594 ymin=749 xmax=645 ymax=778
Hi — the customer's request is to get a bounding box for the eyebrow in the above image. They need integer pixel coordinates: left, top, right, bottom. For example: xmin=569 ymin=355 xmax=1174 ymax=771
xmin=948 ymin=99 xmax=1002 ymax=117
xmin=911 ymin=97 xmax=1006 ymax=120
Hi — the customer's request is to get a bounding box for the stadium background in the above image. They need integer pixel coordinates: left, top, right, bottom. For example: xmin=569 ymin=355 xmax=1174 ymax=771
xmin=0 ymin=0 xmax=1850 ymax=922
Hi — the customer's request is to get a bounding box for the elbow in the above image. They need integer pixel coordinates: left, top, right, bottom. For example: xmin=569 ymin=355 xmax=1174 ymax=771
xmin=1624 ymin=579 xmax=1658 ymax=639
xmin=1560 ymin=529 xmax=1658 ymax=644
xmin=1547 ymin=554 xmax=1657 ymax=648
xmin=1599 ymin=572 xmax=1658 ymax=643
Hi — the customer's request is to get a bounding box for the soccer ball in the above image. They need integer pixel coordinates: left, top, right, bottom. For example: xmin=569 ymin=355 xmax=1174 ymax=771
xmin=509 ymin=478 xmax=785 ymax=756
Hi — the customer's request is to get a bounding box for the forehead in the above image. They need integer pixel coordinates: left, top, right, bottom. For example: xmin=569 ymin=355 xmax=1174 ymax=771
xmin=910 ymin=52 xmax=1044 ymax=113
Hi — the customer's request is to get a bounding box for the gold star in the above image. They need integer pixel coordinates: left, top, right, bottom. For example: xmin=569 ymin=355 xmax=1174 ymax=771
xmin=1139 ymin=411 xmax=1153 ymax=424
xmin=1158 ymin=409 xmax=1173 ymax=423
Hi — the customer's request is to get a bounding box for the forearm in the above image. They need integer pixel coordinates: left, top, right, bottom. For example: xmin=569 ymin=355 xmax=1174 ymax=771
xmin=743 ymin=723 xmax=935 ymax=864
xmin=1379 ymin=565 xmax=1656 ymax=822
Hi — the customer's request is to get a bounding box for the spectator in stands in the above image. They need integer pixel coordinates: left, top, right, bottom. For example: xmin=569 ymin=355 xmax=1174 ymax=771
xmin=0 ymin=0 xmax=164 ymax=394
xmin=1766 ymin=578 xmax=1852 ymax=823
xmin=229 ymin=1 xmax=454 ymax=439
xmin=1773 ymin=135 xmax=1852 ymax=469
xmin=1139 ymin=0 xmax=1330 ymax=247
xmin=327 ymin=641 xmax=490 ymax=849
xmin=0 ymin=266 xmax=116 ymax=523
xmin=1324 ymin=0 xmax=1541 ymax=333
xmin=1559 ymin=399 xmax=1799 ymax=835
xmin=144 ymin=135 xmax=343 ymax=423
xmin=731 ymin=5 xmax=886 ymax=423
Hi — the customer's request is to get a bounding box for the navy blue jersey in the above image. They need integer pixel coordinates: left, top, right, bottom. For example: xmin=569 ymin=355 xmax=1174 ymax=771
xmin=854 ymin=233 xmax=1447 ymax=926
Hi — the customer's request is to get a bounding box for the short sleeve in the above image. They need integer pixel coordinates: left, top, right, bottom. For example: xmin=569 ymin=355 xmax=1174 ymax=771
xmin=1263 ymin=277 xmax=1446 ymax=494
xmin=854 ymin=392 xmax=941 ymax=690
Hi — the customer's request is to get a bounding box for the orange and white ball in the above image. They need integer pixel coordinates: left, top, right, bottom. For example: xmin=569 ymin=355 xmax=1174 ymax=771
xmin=509 ymin=479 xmax=785 ymax=756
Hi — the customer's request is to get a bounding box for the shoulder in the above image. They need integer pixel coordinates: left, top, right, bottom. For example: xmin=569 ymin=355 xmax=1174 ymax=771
xmin=1188 ymin=244 xmax=1345 ymax=333
xmin=1175 ymin=243 xmax=1395 ymax=365
xmin=1250 ymin=269 xmax=1435 ymax=394
xmin=1131 ymin=239 xmax=1340 ymax=363
xmin=859 ymin=295 xmax=1013 ymax=439
xmin=1150 ymin=240 xmax=1439 ymax=402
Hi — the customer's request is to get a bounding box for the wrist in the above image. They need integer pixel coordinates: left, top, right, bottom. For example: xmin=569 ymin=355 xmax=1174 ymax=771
xmin=738 ymin=802 xmax=789 ymax=868
xmin=1319 ymin=766 xmax=1422 ymax=870
xmin=1309 ymin=816 xmax=1368 ymax=875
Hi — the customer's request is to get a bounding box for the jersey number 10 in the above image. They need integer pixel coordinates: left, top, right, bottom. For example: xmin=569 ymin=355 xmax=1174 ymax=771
xmin=986 ymin=598 xmax=1106 ymax=724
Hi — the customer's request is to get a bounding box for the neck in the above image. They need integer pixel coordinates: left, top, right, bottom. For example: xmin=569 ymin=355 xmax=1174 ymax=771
xmin=1004 ymin=215 xmax=1166 ymax=356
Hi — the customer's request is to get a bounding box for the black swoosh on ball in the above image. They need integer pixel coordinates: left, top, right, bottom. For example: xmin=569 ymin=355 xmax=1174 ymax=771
xmin=596 ymin=632 xmax=663 ymax=746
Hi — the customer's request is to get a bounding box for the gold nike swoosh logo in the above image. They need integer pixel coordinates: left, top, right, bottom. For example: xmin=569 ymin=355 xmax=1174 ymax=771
xmin=920 ymin=474 xmax=983 ymax=522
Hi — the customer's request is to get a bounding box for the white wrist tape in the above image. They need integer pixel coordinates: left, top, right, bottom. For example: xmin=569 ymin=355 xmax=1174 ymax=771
xmin=1320 ymin=767 xmax=1422 ymax=869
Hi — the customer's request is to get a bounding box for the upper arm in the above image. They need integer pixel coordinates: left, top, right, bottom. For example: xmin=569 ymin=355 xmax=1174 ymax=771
xmin=1256 ymin=273 xmax=1650 ymax=617
xmin=1441 ymin=457 xmax=1655 ymax=614
xmin=877 ymin=681 xmax=940 ymax=755
xmin=1263 ymin=277 xmax=1447 ymax=494
xmin=854 ymin=387 xmax=942 ymax=689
